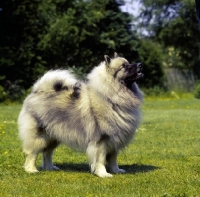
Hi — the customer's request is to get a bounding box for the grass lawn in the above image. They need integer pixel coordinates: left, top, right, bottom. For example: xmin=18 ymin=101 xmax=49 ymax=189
xmin=0 ymin=97 xmax=199 ymax=196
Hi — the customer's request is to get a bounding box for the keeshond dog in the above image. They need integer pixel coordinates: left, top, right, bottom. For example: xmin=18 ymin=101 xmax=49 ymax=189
xmin=18 ymin=52 xmax=143 ymax=178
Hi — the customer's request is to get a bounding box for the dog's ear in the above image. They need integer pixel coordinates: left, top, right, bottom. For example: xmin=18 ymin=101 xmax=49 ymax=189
xmin=104 ymin=55 xmax=111 ymax=66
xmin=114 ymin=52 xmax=118 ymax=58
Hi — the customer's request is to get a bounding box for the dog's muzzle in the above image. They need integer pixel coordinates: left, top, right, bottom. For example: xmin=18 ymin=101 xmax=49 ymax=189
xmin=124 ymin=63 xmax=143 ymax=82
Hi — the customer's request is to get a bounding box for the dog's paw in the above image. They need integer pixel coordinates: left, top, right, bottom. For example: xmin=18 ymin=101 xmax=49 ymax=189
xmin=53 ymin=165 xmax=60 ymax=171
xmin=91 ymin=164 xmax=113 ymax=178
xmin=117 ymin=168 xmax=126 ymax=173
xmin=110 ymin=166 xmax=126 ymax=174
xmin=95 ymin=172 xmax=113 ymax=178
xmin=42 ymin=165 xmax=60 ymax=171
xmin=25 ymin=167 xmax=39 ymax=173
xmin=40 ymin=164 xmax=60 ymax=171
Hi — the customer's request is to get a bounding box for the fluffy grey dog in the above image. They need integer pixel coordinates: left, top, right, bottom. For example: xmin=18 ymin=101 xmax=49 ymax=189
xmin=18 ymin=52 xmax=143 ymax=177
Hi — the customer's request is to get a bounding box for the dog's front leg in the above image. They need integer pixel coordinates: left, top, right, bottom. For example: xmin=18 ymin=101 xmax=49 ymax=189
xmin=86 ymin=142 xmax=113 ymax=178
xmin=106 ymin=151 xmax=126 ymax=174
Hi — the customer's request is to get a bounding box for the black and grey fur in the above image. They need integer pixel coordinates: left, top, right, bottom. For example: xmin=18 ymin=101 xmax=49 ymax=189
xmin=18 ymin=53 xmax=143 ymax=177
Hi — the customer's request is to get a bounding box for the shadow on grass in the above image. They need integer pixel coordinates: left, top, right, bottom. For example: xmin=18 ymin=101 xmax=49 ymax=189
xmin=120 ymin=164 xmax=160 ymax=174
xmin=56 ymin=163 xmax=160 ymax=174
xmin=57 ymin=163 xmax=90 ymax=172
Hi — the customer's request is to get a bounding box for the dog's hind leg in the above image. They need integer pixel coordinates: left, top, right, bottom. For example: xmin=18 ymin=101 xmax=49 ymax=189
xmin=18 ymin=110 xmax=47 ymax=173
xmin=23 ymin=137 xmax=47 ymax=173
xmin=41 ymin=140 xmax=60 ymax=171
xmin=86 ymin=142 xmax=113 ymax=178
xmin=23 ymin=137 xmax=48 ymax=173
xmin=106 ymin=151 xmax=126 ymax=174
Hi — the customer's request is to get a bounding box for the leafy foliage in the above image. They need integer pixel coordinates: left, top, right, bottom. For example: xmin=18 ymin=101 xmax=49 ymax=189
xmin=0 ymin=0 xmax=142 ymax=93
xmin=2 ymin=0 xmax=185 ymax=102
xmin=0 ymin=0 xmax=48 ymax=89
xmin=139 ymin=0 xmax=200 ymax=75
xmin=138 ymin=40 xmax=164 ymax=88
xmin=39 ymin=0 xmax=141 ymax=72
xmin=0 ymin=86 xmax=6 ymax=102
xmin=194 ymin=83 xmax=200 ymax=98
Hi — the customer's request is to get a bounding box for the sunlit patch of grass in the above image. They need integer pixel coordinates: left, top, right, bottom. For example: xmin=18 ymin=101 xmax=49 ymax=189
xmin=0 ymin=98 xmax=199 ymax=196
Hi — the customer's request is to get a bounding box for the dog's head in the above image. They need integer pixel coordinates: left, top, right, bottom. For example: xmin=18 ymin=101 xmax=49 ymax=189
xmin=104 ymin=52 xmax=143 ymax=88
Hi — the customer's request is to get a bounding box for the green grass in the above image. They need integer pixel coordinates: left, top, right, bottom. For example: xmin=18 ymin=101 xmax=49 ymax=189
xmin=0 ymin=97 xmax=199 ymax=197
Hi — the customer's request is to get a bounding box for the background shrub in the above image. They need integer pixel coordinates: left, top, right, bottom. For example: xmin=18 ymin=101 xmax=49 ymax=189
xmin=194 ymin=83 xmax=200 ymax=99
xmin=0 ymin=85 xmax=6 ymax=102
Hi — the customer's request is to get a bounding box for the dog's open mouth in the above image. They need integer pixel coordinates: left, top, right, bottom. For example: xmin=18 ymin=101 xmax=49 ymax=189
xmin=124 ymin=63 xmax=143 ymax=87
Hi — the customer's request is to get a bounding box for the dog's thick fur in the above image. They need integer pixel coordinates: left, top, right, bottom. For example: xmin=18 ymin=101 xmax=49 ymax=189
xmin=18 ymin=53 xmax=143 ymax=177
